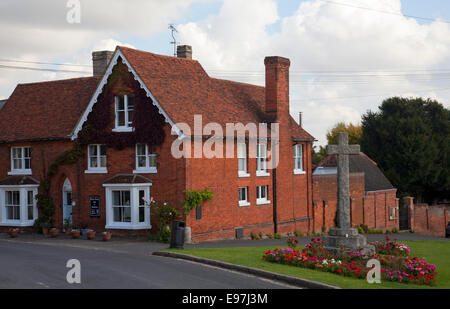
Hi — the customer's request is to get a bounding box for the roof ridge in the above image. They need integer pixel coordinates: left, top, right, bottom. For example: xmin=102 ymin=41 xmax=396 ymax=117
xmin=118 ymin=46 xmax=199 ymax=62
xmin=18 ymin=76 xmax=100 ymax=86
xmin=210 ymin=77 xmax=265 ymax=89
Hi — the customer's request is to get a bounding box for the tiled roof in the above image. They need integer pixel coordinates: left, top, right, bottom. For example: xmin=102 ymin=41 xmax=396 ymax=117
xmin=0 ymin=175 xmax=40 ymax=186
xmin=0 ymin=77 xmax=101 ymax=143
xmin=315 ymin=152 xmax=395 ymax=192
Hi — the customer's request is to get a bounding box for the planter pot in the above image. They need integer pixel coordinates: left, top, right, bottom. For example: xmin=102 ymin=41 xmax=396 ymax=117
xmin=49 ymin=229 xmax=59 ymax=238
xmin=65 ymin=228 xmax=72 ymax=235
xmin=86 ymin=231 xmax=96 ymax=240
xmin=81 ymin=229 xmax=89 ymax=236
xmin=71 ymin=230 xmax=81 ymax=239
xmin=9 ymin=230 xmax=19 ymax=238
xmin=42 ymin=227 xmax=49 ymax=235
xmin=102 ymin=233 xmax=112 ymax=241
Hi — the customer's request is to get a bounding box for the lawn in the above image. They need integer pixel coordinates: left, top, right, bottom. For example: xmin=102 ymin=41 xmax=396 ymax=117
xmin=165 ymin=240 xmax=449 ymax=289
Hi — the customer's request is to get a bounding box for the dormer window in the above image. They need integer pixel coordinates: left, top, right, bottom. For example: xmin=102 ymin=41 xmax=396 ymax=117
xmin=9 ymin=147 xmax=32 ymax=175
xmin=113 ymin=94 xmax=134 ymax=132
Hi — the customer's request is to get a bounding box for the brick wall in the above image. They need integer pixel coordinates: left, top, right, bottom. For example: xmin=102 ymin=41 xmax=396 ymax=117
xmin=313 ymin=173 xmax=399 ymax=232
xmin=404 ymin=197 xmax=449 ymax=237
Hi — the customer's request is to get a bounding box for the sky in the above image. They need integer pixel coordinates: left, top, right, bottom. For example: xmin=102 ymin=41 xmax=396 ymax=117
xmin=0 ymin=0 xmax=449 ymax=146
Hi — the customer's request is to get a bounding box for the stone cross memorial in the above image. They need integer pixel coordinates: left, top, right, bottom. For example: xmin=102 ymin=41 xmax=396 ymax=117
xmin=324 ymin=132 xmax=375 ymax=256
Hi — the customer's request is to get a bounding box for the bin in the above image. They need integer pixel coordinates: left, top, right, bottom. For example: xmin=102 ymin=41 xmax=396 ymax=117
xmin=170 ymin=220 xmax=185 ymax=249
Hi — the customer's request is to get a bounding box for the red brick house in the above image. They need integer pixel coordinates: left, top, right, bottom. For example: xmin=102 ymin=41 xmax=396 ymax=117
xmin=0 ymin=45 xmax=314 ymax=241
xmin=312 ymin=152 xmax=399 ymax=232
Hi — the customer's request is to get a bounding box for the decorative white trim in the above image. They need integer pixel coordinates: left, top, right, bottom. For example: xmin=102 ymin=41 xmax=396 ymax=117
xmin=70 ymin=48 xmax=182 ymax=140
xmin=133 ymin=168 xmax=157 ymax=174
xmin=256 ymin=171 xmax=270 ymax=177
xmin=238 ymin=172 xmax=250 ymax=178
xmin=112 ymin=127 xmax=134 ymax=133
xmin=256 ymin=200 xmax=271 ymax=206
xmin=85 ymin=169 xmax=108 ymax=174
xmin=0 ymin=184 xmax=39 ymax=189
xmin=238 ymin=201 xmax=250 ymax=207
xmin=105 ymin=224 xmax=152 ymax=230
xmin=293 ymin=169 xmax=306 ymax=175
xmin=103 ymin=183 xmax=152 ymax=188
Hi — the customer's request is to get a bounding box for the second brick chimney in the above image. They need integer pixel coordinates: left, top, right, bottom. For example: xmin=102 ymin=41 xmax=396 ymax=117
xmin=264 ymin=56 xmax=290 ymax=117
xmin=92 ymin=50 xmax=114 ymax=76
xmin=177 ymin=45 xmax=192 ymax=59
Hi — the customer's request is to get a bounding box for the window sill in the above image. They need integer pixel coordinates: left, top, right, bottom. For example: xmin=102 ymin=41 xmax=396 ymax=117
xmin=238 ymin=172 xmax=250 ymax=178
xmin=256 ymin=200 xmax=271 ymax=205
xmin=105 ymin=224 xmax=151 ymax=230
xmin=293 ymin=169 xmax=306 ymax=175
xmin=85 ymin=169 xmax=108 ymax=174
xmin=8 ymin=170 xmax=32 ymax=176
xmin=238 ymin=201 xmax=250 ymax=207
xmin=133 ymin=168 xmax=157 ymax=174
xmin=0 ymin=221 xmax=35 ymax=227
xmin=112 ymin=127 xmax=133 ymax=133
xmin=256 ymin=171 xmax=270 ymax=177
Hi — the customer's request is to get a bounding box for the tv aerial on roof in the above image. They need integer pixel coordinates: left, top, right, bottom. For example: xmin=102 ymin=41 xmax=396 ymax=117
xmin=168 ymin=24 xmax=178 ymax=57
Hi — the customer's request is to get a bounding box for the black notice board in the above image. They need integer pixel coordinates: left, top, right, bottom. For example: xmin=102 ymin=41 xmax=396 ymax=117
xmin=89 ymin=196 xmax=100 ymax=217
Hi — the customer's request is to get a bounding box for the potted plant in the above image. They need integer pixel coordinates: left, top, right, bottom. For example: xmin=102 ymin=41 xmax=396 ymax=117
xmin=49 ymin=227 xmax=60 ymax=238
xmin=42 ymin=222 xmax=51 ymax=235
xmin=101 ymin=231 xmax=112 ymax=241
xmin=8 ymin=228 xmax=20 ymax=238
xmin=71 ymin=228 xmax=81 ymax=239
xmin=80 ymin=221 xmax=89 ymax=236
xmin=86 ymin=229 xmax=96 ymax=240
xmin=63 ymin=218 xmax=72 ymax=235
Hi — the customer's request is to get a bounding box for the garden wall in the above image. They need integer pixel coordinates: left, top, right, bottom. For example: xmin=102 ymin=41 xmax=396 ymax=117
xmin=404 ymin=197 xmax=449 ymax=237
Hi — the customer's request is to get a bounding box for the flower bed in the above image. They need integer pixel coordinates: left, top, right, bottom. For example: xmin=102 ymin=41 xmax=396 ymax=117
xmin=262 ymin=238 xmax=437 ymax=285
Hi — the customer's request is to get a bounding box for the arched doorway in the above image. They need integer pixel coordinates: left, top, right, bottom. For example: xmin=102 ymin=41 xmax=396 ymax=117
xmin=62 ymin=178 xmax=73 ymax=226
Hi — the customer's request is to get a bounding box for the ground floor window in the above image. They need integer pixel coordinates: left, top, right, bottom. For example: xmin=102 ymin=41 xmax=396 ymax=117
xmin=103 ymin=184 xmax=151 ymax=229
xmin=256 ymin=185 xmax=270 ymax=205
xmin=0 ymin=186 xmax=38 ymax=226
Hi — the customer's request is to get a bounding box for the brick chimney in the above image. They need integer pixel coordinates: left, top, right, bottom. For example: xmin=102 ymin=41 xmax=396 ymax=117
xmin=177 ymin=45 xmax=192 ymax=59
xmin=264 ymin=56 xmax=290 ymax=116
xmin=92 ymin=50 xmax=114 ymax=76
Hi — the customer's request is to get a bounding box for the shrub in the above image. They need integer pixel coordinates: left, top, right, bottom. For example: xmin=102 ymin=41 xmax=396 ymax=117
xmin=266 ymin=233 xmax=274 ymax=239
xmin=258 ymin=232 xmax=264 ymax=239
xmin=250 ymin=232 xmax=259 ymax=240
xmin=287 ymin=238 xmax=299 ymax=249
xmin=273 ymin=233 xmax=281 ymax=239
xmin=321 ymin=226 xmax=327 ymax=233
xmin=357 ymin=225 xmax=365 ymax=234
xmin=294 ymin=230 xmax=304 ymax=237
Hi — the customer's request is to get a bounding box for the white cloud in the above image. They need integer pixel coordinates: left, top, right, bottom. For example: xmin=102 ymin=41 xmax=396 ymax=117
xmin=178 ymin=0 xmax=450 ymax=145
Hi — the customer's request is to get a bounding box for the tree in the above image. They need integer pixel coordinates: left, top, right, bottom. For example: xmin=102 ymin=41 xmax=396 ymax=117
xmin=312 ymin=144 xmax=327 ymax=166
xmin=361 ymin=97 xmax=450 ymax=204
xmin=326 ymin=122 xmax=362 ymax=145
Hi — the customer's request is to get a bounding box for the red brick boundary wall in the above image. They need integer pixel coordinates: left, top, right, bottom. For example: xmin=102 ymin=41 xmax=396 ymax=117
xmin=313 ymin=173 xmax=399 ymax=232
xmin=404 ymin=197 xmax=449 ymax=237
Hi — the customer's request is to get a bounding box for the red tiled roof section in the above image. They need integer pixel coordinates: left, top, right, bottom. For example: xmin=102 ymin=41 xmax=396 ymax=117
xmin=0 ymin=76 xmax=101 ymax=142
xmin=119 ymin=46 xmax=314 ymax=140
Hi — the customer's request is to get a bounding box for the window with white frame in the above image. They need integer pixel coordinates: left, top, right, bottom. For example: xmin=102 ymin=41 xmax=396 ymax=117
xmin=293 ymin=144 xmax=304 ymax=174
xmin=0 ymin=186 xmax=38 ymax=226
xmin=103 ymin=184 xmax=151 ymax=229
xmin=134 ymin=144 xmax=157 ymax=173
xmin=256 ymin=185 xmax=270 ymax=205
xmin=113 ymin=94 xmax=134 ymax=132
xmin=86 ymin=144 xmax=107 ymax=173
xmin=256 ymin=143 xmax=269 ymax=176
xmin=237 ymin=143 xmax=249 ymax=177
xmin=238 ymin=187 xmax=250 ymax=207
xmin=9 ymin=147 xmax=31 ymax=175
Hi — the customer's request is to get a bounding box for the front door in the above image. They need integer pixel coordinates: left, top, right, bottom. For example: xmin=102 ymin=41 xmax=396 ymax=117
xmin=62 ymin=178 xmax=73 ymax=226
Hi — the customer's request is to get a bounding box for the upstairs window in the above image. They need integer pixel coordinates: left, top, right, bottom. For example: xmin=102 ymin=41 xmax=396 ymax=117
xmin=256 ymin=143 xmax=269 ymax=176
xmin=9 ymin=147 xmax=31 ymax=175
xmin=237 ymin=143 xmax=249 ymax=177
xmin=238 ymin=187 xmax=250 ymax=207
xmin=86 ymin=144 xmax=107 ymax=173
xmin=134 ymin=144 xmax=157 ymax=173
xmin=114 ymin=94 xmax=134 ymax=132
xmin=293 ymin=144 xmax=305 ymax=174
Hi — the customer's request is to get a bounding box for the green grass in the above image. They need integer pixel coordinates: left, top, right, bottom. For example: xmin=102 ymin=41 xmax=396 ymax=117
xmin=165 ymin=240 xmax=449 ymax=289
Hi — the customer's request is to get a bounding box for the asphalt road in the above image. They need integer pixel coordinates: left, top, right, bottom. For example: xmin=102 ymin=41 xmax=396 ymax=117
xmin=0 ymin=240 xmax=295 ymax=289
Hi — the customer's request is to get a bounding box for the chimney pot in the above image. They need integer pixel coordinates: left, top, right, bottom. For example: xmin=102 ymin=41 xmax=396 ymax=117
xmin=92 ymin=50 xmax=114 ymax=76
xmin=177 ymin=45 xmax=192 ymax=59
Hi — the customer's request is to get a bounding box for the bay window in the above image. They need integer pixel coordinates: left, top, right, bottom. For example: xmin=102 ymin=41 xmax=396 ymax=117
xmin=0 ymin=186 xmax=38 ymax=226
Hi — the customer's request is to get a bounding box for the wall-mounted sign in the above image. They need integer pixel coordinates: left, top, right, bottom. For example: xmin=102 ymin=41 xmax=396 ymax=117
xmin=89 ymin=196 xmax=100 ymax=217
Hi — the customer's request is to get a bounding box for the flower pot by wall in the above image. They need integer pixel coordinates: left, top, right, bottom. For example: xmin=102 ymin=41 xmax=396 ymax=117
xmin=71 ymin=230 xmax=81 ymax=239
xmin=42 ymin=227 xmax=49 ymax=235
xmin=65 ymin=228 xmax=72 ymax=235
xmin=102 ymin=232 xmax=112 ymax=241
xmin=86 ymin=231 xmax=96 ymax=240
xmin=8 ymin=229 xmax=19 ymax=238
xmin=49 ymin=228 xmax=59 ymax=238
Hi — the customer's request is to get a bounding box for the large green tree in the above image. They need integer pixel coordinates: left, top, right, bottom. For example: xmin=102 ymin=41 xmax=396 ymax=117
xmin=361 ymin=97 xmax=450 ymax=204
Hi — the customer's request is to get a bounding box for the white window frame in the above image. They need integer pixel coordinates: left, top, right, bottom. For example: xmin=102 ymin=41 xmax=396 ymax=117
xmin=113 ymin=94 xmax=134 ymax=132
xmin=238 ymin=187 xmax=250 ymax=207
xmin=85 ymin=144 xmax=108 ymax=174
xmin=256 ymin=185 xmax=270 ymax=205
xmin=237 ymin=143 xmax=250 ymax=177
xmin=8 ymin=147 xmax=32 ymax=176
xmin=0 ymin=185 xmax=38 ymax=227
xmin=103 ymin=184 xmax=151 ymax=230
xmin=256 ymin=143 xmax=270 ymax=177
xmin=293 ymin=144 xmax=305 ymax=175
xmin=133 ymin=144 xmax=157 ymax=174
